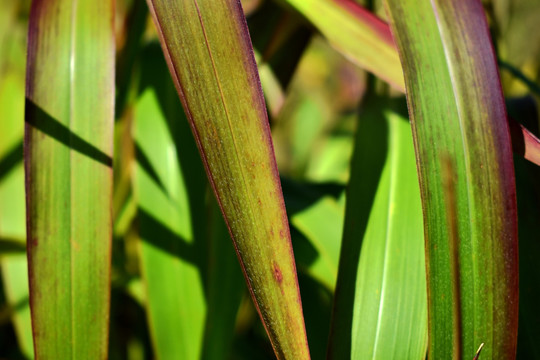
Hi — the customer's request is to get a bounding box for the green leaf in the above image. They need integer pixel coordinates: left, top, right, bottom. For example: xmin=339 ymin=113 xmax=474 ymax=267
xmin=0 ymin=34 xmax=33 ymax=358
xmin=134 ymin=42 xmax=208 ymax=359
xmin=384 ymin=1 xmax=518 ymax=358
xmin=145 ymin=1 xmax=310 ymax=358
xmin=202 ymin=199 xmax=245 ymax=360
xmin=24 ymin=0 xmax=115 ymax=358
xmin=328 ymin=96 xmax=427 ymax=359
xmin=281 ymin=0 xmax=540 ymax=166
xmin=280 ymin=0 xmax=404 ymax=90
xmin=291 ymin=195 xmax=344 ymax=291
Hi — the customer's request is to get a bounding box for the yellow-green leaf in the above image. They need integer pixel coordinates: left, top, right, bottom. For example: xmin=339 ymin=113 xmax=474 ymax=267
xmin=145 ymin=0 xmax=310 ymax=358
xmin=25 ymin=0 xmax=115 ymax=357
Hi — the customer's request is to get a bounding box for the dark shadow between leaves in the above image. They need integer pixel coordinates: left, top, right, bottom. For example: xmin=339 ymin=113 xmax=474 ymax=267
xmin=0 ymin=142 xmax=23 ymax=181
xmin=134 ymin=142 xmax=168 ymax=197
xmin=281 ymin=177 xmax=345 ymax=217
xmin=137 ymin=207 xmax=197 ymax=266
xmin=0 ymin=296 xmax=29 ymax=325
xmin=0 ymin=238 xmax=26 ymax=255
xmin=25 ymin=99 xmax=113 ymax=167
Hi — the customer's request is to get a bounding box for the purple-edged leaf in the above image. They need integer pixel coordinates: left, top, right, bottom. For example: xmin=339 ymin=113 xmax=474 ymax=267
xmin=384 ymin=0 xmax=518 ymax=358
xmin=509 ymin=117 xmax=540 ymax=167
xmin=282 ymin=0 xmax=540 ymax=166
xmin=25 ymin=0 xmax=114 ymax=357
xmin=281 ymin=0 xmax=404 ymax=91
xmin=145 ymin=0 xmax=310 ymax=359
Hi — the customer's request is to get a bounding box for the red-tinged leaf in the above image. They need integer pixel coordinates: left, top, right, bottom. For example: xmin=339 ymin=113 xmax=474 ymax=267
xmin=145 ymin=0 xmax=310 ymax=358
xmin=25 ymin=0 xmax=115 ymax=357
xmin=283 ymin=0 xmax=540 ymax=167
xmin=509 ymin=116 xmax=540 ymax=166
xmin=281 ymin=0 xmax=404 ymax=91
xmin=384 ymin=0 xmax=518 ymax=358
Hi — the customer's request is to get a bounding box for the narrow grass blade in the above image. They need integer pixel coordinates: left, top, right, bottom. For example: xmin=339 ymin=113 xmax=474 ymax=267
xmin=279 ymin=0 xmax=402 ymax=90
xmin=134 ymin=42 xmax=208 ymax=359
xmin=384 ymin=1 xmax=518 ymax=358
xmin=24 ymin=0 xmax=114 ymax=358
xmin=328 ymin=96 xmax=426 ymax=359
xmin=145 ymin=1 xmax=310 ymax=358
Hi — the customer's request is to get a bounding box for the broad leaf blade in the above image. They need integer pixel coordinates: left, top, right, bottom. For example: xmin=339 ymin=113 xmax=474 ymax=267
xmin=328 ymin=97 xmax=427 ymax=359
xmin=145 ymin=1 xmax=310 ymax=358
xmin=384 ymin=0 xmax=518 ymax=358
xmin=25 ymin=0 xmax=114 ymax=357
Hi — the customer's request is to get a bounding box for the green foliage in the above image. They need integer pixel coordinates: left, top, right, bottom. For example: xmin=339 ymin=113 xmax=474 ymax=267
xmin=0 ymin=0 xmax=539 ymax=359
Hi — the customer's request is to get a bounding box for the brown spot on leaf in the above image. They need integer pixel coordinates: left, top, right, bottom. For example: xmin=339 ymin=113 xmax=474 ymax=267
xmin=273 ymin=262 xmax=283 ymax=283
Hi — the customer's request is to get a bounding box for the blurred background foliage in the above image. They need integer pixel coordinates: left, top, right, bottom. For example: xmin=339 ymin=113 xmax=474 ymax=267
xmin=0 ymin=0 xmax=539 ymax=358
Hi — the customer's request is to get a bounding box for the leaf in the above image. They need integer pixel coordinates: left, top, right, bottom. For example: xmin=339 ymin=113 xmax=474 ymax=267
xmin=328 ymin=96 xmax=427 ymax=359
xmin=0 ymin=32 xmax=33 ymax=357
xmin=509 ymin=117 xmax=540 ymax=167
xmin=280 ymin=0 xmax=404 ymax=90
xmin=202 ymin=199 xmax=245 ymax=360
xmin=145 ymin=1 xmax=310 ymax=358
xmin=490 ymin=0 xmax=540 ymax=94
xmin=384 ymin=1 xmax=518 ymax=358
xmin=148 ymin=0 xmax=309 ymax=359
xmin=24 ymin=0 xmax=115 ymax=358
xmin=133 ymin=42 xmax=208 ymax=359
xmin=291 ymin=195 xmax=344 ymax=291
xmin=281 ymin=0 xmax=540 ymax=166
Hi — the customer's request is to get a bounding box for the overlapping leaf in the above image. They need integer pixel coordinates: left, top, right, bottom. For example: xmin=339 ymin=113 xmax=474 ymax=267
xmin=133 ymin=42 xmax=207 ymax=359
xmin=328 ymin=96 xmax=427 ymax=359
xmin=145 ymin=0 xmax=310 ymax=358
xmin=280 ymin=0 xmax=540 ymax=166
xmin=385 ymin=0 xmax=518 ymax=358
xmin=280 ymin=0 xmax=403 ymax=90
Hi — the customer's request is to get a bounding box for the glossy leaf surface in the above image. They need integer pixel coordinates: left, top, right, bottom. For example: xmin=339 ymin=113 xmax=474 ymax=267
xmin=24 ymin=0 xmax=114 ymax=357
xmin=385 ymin=0 xmax=518 ymax=358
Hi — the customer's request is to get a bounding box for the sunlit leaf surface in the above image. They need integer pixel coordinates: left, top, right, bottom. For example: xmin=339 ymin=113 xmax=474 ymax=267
xmin=328 ymin=96 xmax=427 ymax=359
xmin=24 ymin=0 xmax=114 ymax=357
xmin=145 ymin=0 xmax=310 ymax=358
xmin=385 ymin=0 xmax=519 ymax=357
